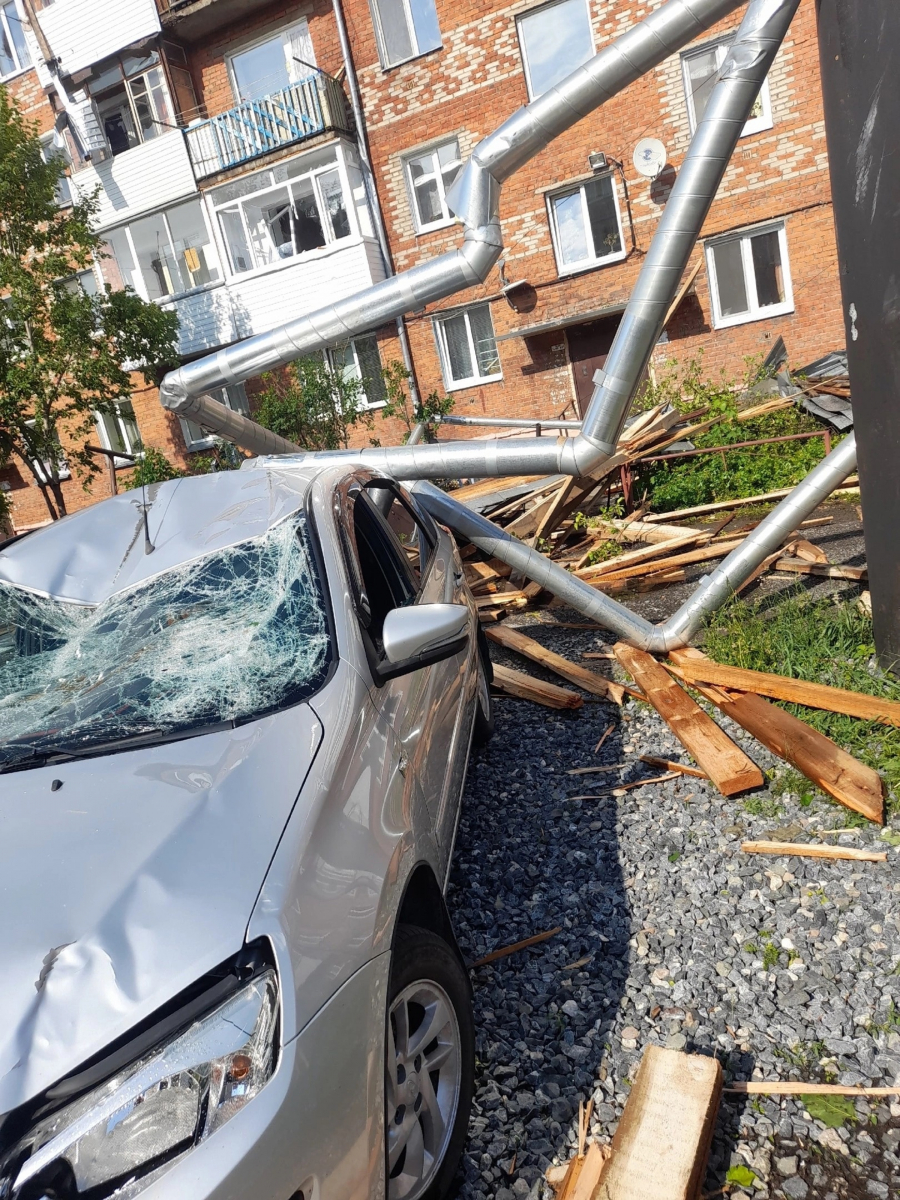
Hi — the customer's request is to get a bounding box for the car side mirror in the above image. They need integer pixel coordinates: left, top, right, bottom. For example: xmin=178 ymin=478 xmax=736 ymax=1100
xmin=380 ymin=603 xmax=470 ymax=680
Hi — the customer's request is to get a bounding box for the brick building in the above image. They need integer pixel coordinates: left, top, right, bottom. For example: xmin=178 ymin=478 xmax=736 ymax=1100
xmin=0 ymin=0 xmax=842 ymax=530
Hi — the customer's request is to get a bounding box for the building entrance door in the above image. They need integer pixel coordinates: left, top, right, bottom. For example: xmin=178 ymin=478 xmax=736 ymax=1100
xmin=565 ymin=315 xmax=620 ymax=413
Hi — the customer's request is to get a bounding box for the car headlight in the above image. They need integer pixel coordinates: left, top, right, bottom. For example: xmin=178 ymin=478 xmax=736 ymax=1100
xmin=1 ymin=970 xmax=278 ymax=1199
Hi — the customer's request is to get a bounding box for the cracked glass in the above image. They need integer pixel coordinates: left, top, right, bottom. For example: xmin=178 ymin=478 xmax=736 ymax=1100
xmin=0 ymin=518 xmax=329 ymax=771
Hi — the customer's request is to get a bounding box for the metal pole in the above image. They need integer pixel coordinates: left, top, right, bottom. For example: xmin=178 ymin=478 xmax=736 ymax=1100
xmin=816 ymin=0 xmax=900 ymax=669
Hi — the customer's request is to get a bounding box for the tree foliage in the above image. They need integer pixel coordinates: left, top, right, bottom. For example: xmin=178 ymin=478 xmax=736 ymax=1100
xmin=0 ymin=86 xmax=179 ymax=519
xmin=377 ymin=360 xmax=454 ymax=444
xmin=254 ymin=353 xmax=372 ymax=451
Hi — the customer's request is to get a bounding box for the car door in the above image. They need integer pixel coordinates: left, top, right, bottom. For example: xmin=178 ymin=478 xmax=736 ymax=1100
xmin=338 ymin=477 xmax=470 ymax=839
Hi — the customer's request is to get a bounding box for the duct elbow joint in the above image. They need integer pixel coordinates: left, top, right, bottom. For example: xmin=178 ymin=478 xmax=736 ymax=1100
xmin=459 ymin=224 xmax=503 ymax=283
xmin=159 ymin=370 xmax=190 ymax=414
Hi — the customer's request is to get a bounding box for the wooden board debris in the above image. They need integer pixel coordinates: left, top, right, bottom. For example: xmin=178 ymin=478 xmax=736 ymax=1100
xmin=613 ymin=644 xmax=763 ymax=796
xmin=487 ymin=625 xmax=625 ymax=704
xmin=726 ymin=1082 xmax=900 ymax=1097
xmin=741 ymin=840 xmax=886 ymax=862
xmin=772 ymin=557 xmax=867 ymax=582
xmin=579 ymin=539 xmax=745 ymax=582
xmin=668 ymin=649 xmax=884 ymax=824
xmin=492 ymin=663 xmax=584 ymax=710
xmin=469 ymin=925 xmax=562 ymax=968
xmin=639 ymin=755 xmax=707 ymax=779
xmin=591 ymin=1045 xmax=722 ymax=1200
xmin=574 ymin=529 xmax=712 ymax=578
xmin=666 ymin=654 xmax=900 ymax=728
xmin=643 ymin=480 xmax=860 ymax=523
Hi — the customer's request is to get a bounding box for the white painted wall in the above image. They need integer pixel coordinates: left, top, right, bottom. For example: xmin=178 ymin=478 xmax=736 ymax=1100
xmin=38 ymin=0 xmax=160 ymax=75
xmin=166 ymin=238 xmax=387 ymax=357
xmin=70 ymin=132 xmax=197 ymax=230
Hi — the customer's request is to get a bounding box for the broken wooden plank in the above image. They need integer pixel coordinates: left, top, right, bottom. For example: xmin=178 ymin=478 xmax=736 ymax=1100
xmin=571 ymin=1143 xmax=608 ymax=1199
xmin=504 ymin=492 xmax=560 ymax=538
xmin=639 ymin=754 xmax=707 ymax=779
xmin=487 ymin=624 xmax=625 ymax=703
xmin=575 ymin=529 xmax=712 ymax=578
xmin=741 ymin=840 xmax=886 ymax=862
xmin=469 ymin=925 xmax=562 ymax=968
xmin=579 ymin=539 xmax=745 ymax=582
xmin=569 ymin=772 xmax=681 ymax=800
xmin=613 ymin=644 xmax=763 ymax=796
xmin=791 ymin=538 xmax=829 ymax=564
xmin=668 ymin=648 xmax=884 ymax=824
xmin=592 ymin=1045 xmax=722 ymax=1200
xmin=773 ymin=557 xmax=867 ymax=581
xmin=492 ymin=663 xmax=584 ymax=710
xmin=663 ymin=257 xmax=703 ymax=327
xmin=567 ymin=762 xmax=626 ymax=775
xmin=666 ymin=654 xmax=900 ymax=729
xmin=644 ymin=480 xmax=861 ymax=522
xmin=603 ymin=517 xmax=701 ymax=544
xmin=726 ymin=1082 xmax=900 ymax=1097
xmin=590 ymin=568 xmax=687 ymax=595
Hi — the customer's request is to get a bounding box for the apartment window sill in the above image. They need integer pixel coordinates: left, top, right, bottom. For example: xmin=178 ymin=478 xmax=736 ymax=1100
xmin=712 ymin=302 xmax=794 ymax=331
xmin=379 ymin=45 xmax=443 ymax=74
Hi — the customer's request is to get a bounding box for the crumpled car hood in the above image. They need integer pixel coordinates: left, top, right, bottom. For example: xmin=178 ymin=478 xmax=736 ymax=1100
xmin=0 ymin=706 xmax=322 ymax=1116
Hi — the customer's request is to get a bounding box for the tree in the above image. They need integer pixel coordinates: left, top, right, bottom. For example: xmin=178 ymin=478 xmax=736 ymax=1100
xmin=255 ymin=353 xmax=372 ymax=451
xmin=377 ymin=360 xmax=454 ymax=444
xmin=0 ymin=87 xmax=179 ymax=519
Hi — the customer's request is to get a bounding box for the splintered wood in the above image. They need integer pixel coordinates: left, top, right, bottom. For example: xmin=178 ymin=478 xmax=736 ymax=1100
xmin=666 ymin=655 xmax=900 ymax=727
xmin=591 ymin=1046 xmax=722 ymax=1200
xmin=667 ymin=649 xmax=884 ymax=824
xmin=487 ymin=624 xmax=625 ymax=704
xmin=491 ymin=663 xmax=584 ymax=710
xmin=613 ymin=644 xmax=763 ymax=796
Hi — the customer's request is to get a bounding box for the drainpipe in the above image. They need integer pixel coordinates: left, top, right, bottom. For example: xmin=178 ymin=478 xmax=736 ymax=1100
xmin=330 ymin=0 xmax=423 ymax=417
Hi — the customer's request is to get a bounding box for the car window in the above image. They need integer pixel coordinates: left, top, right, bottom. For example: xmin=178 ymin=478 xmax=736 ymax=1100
xmin=352 ymin=491 xmax=417 ymax=651
xmin=365 ymin=482 xmax=435 ymax=588
xmin=0 ymin=517 xmax=330 ymax=772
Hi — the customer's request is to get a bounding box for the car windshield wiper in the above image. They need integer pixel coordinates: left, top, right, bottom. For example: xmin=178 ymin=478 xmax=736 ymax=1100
xmin=0 ymin=720 xmax=236 ymax=773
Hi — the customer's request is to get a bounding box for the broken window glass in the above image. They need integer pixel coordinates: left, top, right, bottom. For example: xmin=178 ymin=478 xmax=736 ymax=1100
xmin=0 ymin=518 xmax=330 ymax=771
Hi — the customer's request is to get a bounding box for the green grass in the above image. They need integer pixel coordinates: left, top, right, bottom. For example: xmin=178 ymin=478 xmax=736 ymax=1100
xmin=704 ymin=590 xmax=900 ymax=814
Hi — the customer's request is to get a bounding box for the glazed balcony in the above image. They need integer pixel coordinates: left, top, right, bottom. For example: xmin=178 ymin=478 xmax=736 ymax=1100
xmin=185 ymin=74 xmax=351 ymax=181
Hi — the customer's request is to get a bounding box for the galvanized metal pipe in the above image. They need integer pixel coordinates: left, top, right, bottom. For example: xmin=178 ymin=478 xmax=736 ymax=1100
xmin=413 ymin=433 xmax=859 ymax=651
xmin=439 ymin=416 xmax=582 ymax=430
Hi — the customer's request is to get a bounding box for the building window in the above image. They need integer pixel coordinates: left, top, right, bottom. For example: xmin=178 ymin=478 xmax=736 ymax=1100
xmin=83 ymin=49 xmax=175 ymax=156
xmin=105 ymin=199 xmax=221 ymax=301
xmin=228 ymin=21 xmax=316 ymax=103
xmin=517 ymin=0 xmax=593 ymax=100
xmin=40 ymin=130 xmax=72 ymax=206
xmin=25 ymin=421 xmax=70 ymax=483
xmin=405 ymin=138 xmax=462 ymax=232
xmin=705 ymin=223 xmax=793 ymax=328
xmin=434 ymin=304 xmax=501 ymax=389
xmin=329 ymin=336 xmax=387 ymax=409
xmin=0 ymin=1 xmax=31 ymax=80
xmin=95 ymin=400 xmax=141 ymax=466
xmin=62 ymin=269 xmax=99 ymax=296
xmin=209 ymin=147 xmax=353 ymax=276
xmin=180 ymin=384 xmax=250 ymax=451
xmin=371 ymin=0 xmax=441 ymax=69
xmin=548 ymin=173 xmax=625 ymax=274
xmin=682 ymin=38 xmax=773 ymax=136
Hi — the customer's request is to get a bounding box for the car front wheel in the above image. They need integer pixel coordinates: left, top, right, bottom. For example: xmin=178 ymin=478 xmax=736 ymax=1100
xmin=385 ymin=925 xmax=474 ymax=1200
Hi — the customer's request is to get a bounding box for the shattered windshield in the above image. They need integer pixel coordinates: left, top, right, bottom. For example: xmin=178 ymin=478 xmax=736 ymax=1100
xmin=0 ymin=517 xmax=330 ymax=770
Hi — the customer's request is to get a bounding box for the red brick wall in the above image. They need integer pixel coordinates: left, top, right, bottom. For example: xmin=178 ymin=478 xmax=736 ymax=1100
xmin=339 ymin=0 xmax=843 ymax=440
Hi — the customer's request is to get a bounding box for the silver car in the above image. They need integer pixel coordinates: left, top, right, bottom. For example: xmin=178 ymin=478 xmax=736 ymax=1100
xmin=0 ymin=459 xmax=494 ymax=1200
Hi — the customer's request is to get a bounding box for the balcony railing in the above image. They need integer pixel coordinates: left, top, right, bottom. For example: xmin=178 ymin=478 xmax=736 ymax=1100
xmin=185 ymin=74 xmax=351 ymax=180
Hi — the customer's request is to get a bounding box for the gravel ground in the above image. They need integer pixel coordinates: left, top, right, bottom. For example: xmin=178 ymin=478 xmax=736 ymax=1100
xmin=447 ymin=502 xmax=900 ymax=1200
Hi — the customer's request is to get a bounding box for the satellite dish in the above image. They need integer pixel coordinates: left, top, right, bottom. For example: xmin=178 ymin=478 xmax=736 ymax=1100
xmin=633 ymin=138 xmax=667 ymax=179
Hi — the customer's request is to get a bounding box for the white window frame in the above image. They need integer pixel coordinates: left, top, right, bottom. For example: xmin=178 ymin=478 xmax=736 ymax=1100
xmin=327 ymin=336 xmax=387 ymax=410
xmin=208 ymin=146 xmax=357 ymax=280
xmin=180 ymin=384 xmax=250 ymax=451
xmin=404 ymin=137 xmax=462 ymax=233
xmin=0 ymin=1 xmax=32 ymax=82
xmin=546 ymin=172 xmax=627 ymax=276
xmin=105 ymin=199 xmax=223 ymax=302
xmin=434 ymin=304 xmax=502 ymax=391
xmin=226 ymin=20 xmax=316 ymax=103
xmin=370 ymin=0 xmax=442 ymax=70
xmin=705 ymin=221 xmax=794 ymax=330
xmin=516 ymin=0 xmax=594 ymax=101
xmin=95 ymin=400 xmax=142 ymax=467
xmin=682 ymin=36 xmax=773 ymax=137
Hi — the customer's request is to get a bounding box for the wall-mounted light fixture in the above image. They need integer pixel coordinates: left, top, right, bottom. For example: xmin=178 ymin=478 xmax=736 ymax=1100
xmin=588 ymin=151 xmax=609 ymax=172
